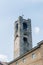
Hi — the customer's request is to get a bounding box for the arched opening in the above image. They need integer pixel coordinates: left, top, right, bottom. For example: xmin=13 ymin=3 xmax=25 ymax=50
xmin=23 ymin=22 xmax=27 ymax=30
xmin=23 ymin=37 xmax=27 ymax=42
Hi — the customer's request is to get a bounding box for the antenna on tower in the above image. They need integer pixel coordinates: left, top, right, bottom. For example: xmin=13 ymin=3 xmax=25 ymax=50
xmin=22 ymin=14 xmax=24 ymax=18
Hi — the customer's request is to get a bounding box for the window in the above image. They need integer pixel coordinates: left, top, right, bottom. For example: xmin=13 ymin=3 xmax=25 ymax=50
xmin=22 ymin=57 xmax=26 ymax=63
xmin=23 ymin=22 xmax=27 ymax=30
xmin=23 ymin=37 xmax=27 ymax=42
xmin=32 ymin=53 xmax=36 ymax=59
xmin=16 ymin=62 xmax=18 ymax=65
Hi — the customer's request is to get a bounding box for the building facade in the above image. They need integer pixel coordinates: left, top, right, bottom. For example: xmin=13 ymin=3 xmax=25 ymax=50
xmin=8 ymin=41 xmax=43 ymax=65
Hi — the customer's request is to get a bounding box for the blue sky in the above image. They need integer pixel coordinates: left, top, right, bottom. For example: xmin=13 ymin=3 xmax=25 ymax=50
xmin=0 ymin=0 xmax=43 ymax=62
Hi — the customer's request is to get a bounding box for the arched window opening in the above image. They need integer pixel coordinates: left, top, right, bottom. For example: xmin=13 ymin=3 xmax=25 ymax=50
xmin=23 ymin=23 xmax=27 ymax=30
xmin=23 ymin=37 xmax=27 ymax=42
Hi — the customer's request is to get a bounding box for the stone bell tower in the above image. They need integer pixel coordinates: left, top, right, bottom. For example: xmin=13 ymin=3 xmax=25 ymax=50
xmin=14 ymin=16 xmax=32 ymax=59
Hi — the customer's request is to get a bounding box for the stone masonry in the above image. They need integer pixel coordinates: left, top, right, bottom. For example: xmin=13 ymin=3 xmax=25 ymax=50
xmin=14 ymin=16 xmax=32 ymax=59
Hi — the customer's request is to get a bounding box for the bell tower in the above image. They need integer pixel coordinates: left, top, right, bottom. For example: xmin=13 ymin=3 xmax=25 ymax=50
xmin=14 ymin=16 xmax=32 ymax=59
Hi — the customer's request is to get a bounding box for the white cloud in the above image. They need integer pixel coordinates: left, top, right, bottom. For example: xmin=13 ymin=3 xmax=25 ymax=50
xmin=34 ymin=27 xmax=40 ymax=34
xmin=0 ymin=54 xmax=8 ymax=62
